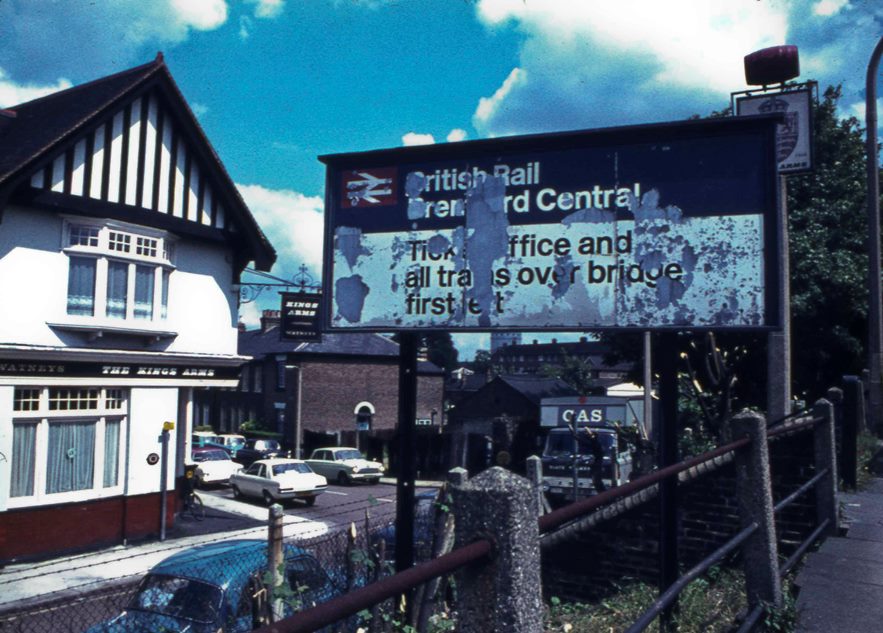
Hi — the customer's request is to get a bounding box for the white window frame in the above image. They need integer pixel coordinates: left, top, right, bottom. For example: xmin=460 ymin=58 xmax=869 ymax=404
xmin=8 ymin=387 xmax=128 ymax=508
xmin=62 ymin=218 xmax=175 ymax=324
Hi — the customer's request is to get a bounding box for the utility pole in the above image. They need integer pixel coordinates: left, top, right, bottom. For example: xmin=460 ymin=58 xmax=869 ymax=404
xmin=866 ymin=36 xmax=883 ymax=435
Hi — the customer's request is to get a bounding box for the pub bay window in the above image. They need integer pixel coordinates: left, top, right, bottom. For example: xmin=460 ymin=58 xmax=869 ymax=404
xmin=64 ymin=221 xmax=173 ymax=322
xmin=9 ymin=387 xmax=127 ymax=504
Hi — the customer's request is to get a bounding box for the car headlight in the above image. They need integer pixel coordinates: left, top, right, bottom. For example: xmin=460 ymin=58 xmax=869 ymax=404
xmin=352 ymin=466 xmax=360 ymax=473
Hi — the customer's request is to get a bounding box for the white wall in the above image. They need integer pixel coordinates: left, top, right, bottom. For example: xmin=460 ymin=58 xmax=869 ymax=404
xmin=126 ymin=387 xmax=179 ymax=496
xmin=0 ymin=205 xmax=240 ymax=355
xmin=0 ymin=386 xmax=12 ymax=511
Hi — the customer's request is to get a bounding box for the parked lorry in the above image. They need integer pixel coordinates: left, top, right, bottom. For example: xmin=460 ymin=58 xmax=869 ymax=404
xmin=540 ymin=394 xmax=646 ymax=504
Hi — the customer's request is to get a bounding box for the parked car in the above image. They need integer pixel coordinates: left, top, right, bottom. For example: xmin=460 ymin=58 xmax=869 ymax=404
xmin=230 ymin=458 xmax=327 ymax=506
xmin=305 ymin=447 xmax=384 ymax=485
xmin=84 ymin=539 xmax=341 ymax=633
xmin=373 ymin=489 xmax=439 ymax=564
xmin=218 ymin=433 xmax=247 ymax=457
xmin=191 ymin=447 xmax=242 ymax=486
xmin=235 ymin=438 xmax=283 ymax=467
xmin=192 ymin=431 xmax=222 ymax=447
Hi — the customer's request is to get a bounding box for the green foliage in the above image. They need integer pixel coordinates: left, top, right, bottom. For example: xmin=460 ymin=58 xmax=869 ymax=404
xmin=545 ymin=566 xmax=748 ymax=632
xmin=422 ymin=331 xmax=459 ymax=373
xmin=787 ymin=85 xmax=872 ymax=398
xmin=540 ymin=351 xmax=603 ymax=396
xmin=193 ymin=424 xmax=214 ymax=432
xmin=240 ymin=419 xmax=273 ymax=433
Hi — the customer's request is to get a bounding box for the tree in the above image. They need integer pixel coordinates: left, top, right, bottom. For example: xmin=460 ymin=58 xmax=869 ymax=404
xmin=423 ymin=331 xmax=459 ymax=373
xmin=787 ymin=85 xmax=872 ymax=398
xmin=540 ymin=351 xmax=604 ymax=396
xmin=604 ymin=85 xmax=877 ymax=413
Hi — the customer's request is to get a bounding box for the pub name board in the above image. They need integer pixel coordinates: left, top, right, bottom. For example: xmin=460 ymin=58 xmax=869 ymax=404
xmin=0 ymin=360 xmax=240 ymax=381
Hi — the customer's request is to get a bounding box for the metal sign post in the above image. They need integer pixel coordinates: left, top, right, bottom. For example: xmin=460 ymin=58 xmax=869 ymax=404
xmin=395 ymin=333 xmax=418 ymax=616
xmin=159 ymin=420 xmax=174 ymax=541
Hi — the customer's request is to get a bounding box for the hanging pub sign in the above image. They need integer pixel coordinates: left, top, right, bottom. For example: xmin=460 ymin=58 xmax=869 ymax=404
xmin=734 ymin=84 xmax=814 ymax=174
xmin=280 ymin=291 xmax=322 ymax=341
xmin=320 ymin=116 xmax=782 ymax=332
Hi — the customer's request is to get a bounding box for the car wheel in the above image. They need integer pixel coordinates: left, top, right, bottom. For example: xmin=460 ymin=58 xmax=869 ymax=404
xmin=231 ymin=485 xmax=242 ymax=499
xmin=305 ymin=496 xmax=317 ymax=507
xmin=337 ymin=471 xmax=350 ymax=486
xmin=262 ymin=490 xmax=275 ymax=506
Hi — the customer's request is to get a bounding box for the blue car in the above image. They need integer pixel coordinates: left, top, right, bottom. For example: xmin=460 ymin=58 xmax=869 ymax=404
xmin=85 ymin=539 xmax=341 ymax=632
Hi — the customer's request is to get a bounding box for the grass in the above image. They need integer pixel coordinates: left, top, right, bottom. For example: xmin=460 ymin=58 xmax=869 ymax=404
xmin=544 ymin=567 xmax=799 ymax=633
xmin=856 ymin=431 xmax=880 ymax=490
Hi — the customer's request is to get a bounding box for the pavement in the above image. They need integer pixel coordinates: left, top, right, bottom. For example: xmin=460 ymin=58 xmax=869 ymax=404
xmin=795 ymin=476 xmax=883 ymax=632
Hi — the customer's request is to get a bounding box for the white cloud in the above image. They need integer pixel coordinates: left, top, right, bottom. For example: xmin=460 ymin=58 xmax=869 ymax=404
xmin=813 ymin=0 xmax=849 ymax=16
xmin=446 ymin=129 xmax=468 ymax=142
xmin=472 ymin=1 xmax=791 ymax=135
xmin=0 ymin=68 xmax=72 ymax=108
xmin=247 ymin=0 xmax=286 ymax=19
xmin=236 ymin=183 xmax=324 ymax=278
xmin=239 ymin=15 xmax=254 ymax=40
xmin=239 ymin=300 xmax=263 ymax=328
xmin=474 ymin=67 xmax=525 ymax=127
xmin=0 ymin=1 xmax=230 ymax=84
xmin=848 ymin=97 xmax=883 ymax=123
xmin=169 ymin=0 xmax=228 ymax=30
xmin=402 ymin=132 xmax=436 ymax=146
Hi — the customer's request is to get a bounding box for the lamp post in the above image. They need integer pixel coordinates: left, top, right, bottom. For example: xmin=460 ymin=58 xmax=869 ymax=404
xmin=866 ymin=36 xmax=883 ymax=435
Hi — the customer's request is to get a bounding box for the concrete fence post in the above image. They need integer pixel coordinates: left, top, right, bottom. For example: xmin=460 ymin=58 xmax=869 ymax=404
xmin=842 ymin=377 xmax=863 ymax=488
xmin=267 ymin=503 xmax=285 ymax=621
xmin=813 ymin=398 xmax=839 ymax=535
xmin=450 ymin=466 xmax=542 ymax=633
xmin=731 ymin=410 xmax=783 ymax=609
xmin=525 ymin=455 xmax=548 ymax=515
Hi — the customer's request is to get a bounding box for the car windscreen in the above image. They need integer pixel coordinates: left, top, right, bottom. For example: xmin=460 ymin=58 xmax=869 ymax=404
xmin=273 ymin=462 xmax=312 ymax=475
xmin=258 ymin=440 xmax=280 ymax=451
xmin=129 ymin=574 xmax=222 ymax=624
xmin=336 ymin=450 xmax=363 ymax=460
xmin=545 ymin=431 xmax=615 ymax=455
xmin=193 ymin=450 xmax=229 ymax=462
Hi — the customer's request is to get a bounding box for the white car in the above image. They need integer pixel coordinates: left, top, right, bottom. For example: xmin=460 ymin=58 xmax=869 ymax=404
xmin=230 ymin=458 xmax=327 ymax=506
xmin=191 ymin=448 xmax=242 ymax=486
xmin=306 ymin=447 xmax=385 ymax=485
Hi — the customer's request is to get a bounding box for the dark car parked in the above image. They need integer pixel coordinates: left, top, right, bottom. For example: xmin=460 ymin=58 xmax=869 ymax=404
xmin=84 ymin=539 xmax=341 ymax=633
xmin=235 ymin=438 xmax=283 ymax=467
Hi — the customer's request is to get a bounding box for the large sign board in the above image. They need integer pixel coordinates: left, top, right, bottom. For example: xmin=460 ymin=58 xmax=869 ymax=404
xmin=321 ymin=116 xmax=781 ymax=332
xmin=735 ymin=86 xmax=813 ymax=173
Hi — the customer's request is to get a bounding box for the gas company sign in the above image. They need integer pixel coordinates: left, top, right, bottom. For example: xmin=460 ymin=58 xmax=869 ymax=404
xmin=321 ymin=116 xmax=782 ymax=332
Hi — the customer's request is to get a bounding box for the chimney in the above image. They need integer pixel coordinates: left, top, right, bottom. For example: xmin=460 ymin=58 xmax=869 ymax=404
xmin=237 ymin=321 xmax=247 ymax=333
xmin=260 ymin=309 xmax=281 ymax=333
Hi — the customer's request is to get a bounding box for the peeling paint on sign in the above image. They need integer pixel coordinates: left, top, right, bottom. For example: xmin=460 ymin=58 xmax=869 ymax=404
xmin=324 ymin=121 xmax=778 ymax=331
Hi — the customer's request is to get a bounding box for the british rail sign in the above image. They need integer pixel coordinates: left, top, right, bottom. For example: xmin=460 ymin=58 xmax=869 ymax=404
xmin=320 ymin=116 xmax=781 ymax=332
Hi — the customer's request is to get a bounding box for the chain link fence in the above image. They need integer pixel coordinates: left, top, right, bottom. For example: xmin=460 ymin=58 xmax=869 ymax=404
xmin=0 ymin=491 xmax=445 ymax=633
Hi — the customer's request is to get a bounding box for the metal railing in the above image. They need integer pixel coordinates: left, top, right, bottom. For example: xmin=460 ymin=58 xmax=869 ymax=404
xmin=262 ymin=403 xmax=837 ymax=632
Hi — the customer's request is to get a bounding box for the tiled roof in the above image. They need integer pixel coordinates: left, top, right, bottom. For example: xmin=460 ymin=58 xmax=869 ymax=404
xmin=239 ymin=327 xmax=444 ymax=374
xmin=496 ymin=374 xmax=578 ymax=404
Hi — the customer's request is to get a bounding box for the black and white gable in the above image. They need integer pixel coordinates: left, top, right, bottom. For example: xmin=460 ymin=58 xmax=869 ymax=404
xmin=0 ymin=55 xmax=275 ymax=271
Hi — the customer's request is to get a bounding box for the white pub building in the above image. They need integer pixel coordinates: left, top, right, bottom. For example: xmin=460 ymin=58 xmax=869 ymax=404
xmin=0 ymin=55 xmax=275 ymax=561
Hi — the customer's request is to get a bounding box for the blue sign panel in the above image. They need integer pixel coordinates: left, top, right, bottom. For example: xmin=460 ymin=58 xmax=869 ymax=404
xmin=321 ymin=116 xmax=781 ymax=332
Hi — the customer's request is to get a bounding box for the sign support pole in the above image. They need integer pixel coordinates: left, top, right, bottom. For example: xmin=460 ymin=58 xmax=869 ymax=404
xmin=159 ymin=426 xmax=169 ymax=542
xmin=767 ymin=175 xmax=791 ymax=422
xmin=395 ymin=332 xmax=418 ymax=583
xmin=658 ymin=332 xmax=679 ymax=632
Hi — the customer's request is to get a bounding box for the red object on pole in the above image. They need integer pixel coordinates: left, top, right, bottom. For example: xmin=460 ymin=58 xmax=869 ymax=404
xmin=744 ymin=45 xmax=800 ymax=86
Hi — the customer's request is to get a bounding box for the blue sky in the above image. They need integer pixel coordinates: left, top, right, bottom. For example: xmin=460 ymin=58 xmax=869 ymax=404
xmin=1 ymin=0 xmax=881 ymax=360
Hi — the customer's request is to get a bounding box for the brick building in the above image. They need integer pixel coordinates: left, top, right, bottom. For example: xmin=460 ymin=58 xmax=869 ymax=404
xmin=195 ymin=310 xmax=447 ymax=475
